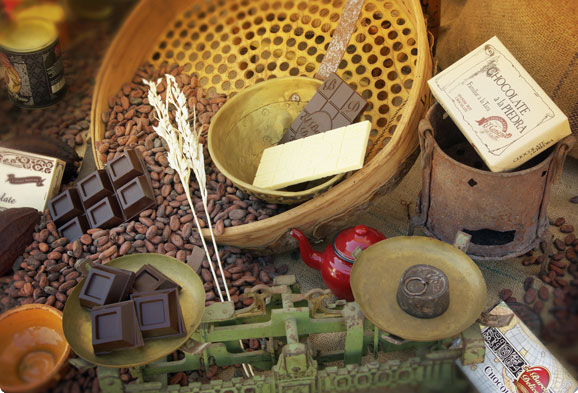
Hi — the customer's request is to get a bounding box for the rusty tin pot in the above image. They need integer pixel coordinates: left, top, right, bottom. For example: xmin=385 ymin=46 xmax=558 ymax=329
xmin=411 ymin=103 xmax=575 ymax=261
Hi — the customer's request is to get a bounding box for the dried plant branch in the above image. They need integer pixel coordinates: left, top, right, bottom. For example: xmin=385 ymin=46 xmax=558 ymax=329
xmin=146 ymin=75 xmax=255 ymax=378
xmin=144 ymin=75 xmax=229 ymax=301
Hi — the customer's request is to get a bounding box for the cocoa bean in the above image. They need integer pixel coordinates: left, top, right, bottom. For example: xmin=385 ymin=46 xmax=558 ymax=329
xmin=560 ymin=224 xmax=574 ymax=233
xmin=555 ymin=217 xmax=566 ymax=226
xmin=535 ymin=282 xmax=553 ymax=301
xmin=59 ymin=280 xmax=77 ymax=292
xmin=499 ymin=289 xmax=512 ymax=301
xmin=554 ymin=239 xmax=566 ymax=251
xmin=201 ymin=269 xmax=212 ymax=282
xmin=47 ymin=263 xmax=66 ymax=272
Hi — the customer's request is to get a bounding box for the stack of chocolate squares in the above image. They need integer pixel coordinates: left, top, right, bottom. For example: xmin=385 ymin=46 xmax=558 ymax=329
xmin=79 ymin=263 xmax=185 ymax=355
xmin=48 ymin=149 xmax=156 ymax=242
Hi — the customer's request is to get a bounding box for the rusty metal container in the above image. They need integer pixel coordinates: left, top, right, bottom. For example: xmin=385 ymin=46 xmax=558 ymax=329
xmin=411 ymin=103 xmax=576 ymax=261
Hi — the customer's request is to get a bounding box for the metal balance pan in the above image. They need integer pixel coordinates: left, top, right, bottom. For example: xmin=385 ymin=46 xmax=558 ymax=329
xmin=62 ymin=254 xmax=205 ymax=368
xmin=350 ymin=236 xmax=487 ymax=342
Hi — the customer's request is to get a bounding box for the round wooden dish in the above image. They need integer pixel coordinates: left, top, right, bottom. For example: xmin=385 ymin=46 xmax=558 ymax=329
xmin=90 ymin=0 xmax=433 ymax=253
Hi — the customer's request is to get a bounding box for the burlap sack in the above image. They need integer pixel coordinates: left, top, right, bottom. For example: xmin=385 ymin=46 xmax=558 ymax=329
xmin=435 ymin=0 xmax=578 ymax=158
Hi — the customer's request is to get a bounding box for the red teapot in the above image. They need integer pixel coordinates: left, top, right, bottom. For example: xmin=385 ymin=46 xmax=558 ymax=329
xmin=290 ymin=225 xmax=386 ymax=301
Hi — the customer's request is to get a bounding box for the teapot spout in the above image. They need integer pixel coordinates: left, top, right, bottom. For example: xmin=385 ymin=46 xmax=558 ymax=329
xmin=290 ymin=228 xmax=323 ymax=271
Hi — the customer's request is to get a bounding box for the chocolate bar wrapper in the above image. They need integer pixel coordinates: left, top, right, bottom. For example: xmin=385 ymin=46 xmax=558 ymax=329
xmin=0 ymin=147 xmax=65 ymax=212
xmin=457 ymin=302 xmax=578 ymax=393
xmin=428 ymin=36 xmax=571 ymax=172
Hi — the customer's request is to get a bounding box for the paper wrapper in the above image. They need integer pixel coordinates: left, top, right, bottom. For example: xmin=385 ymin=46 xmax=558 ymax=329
xmin=428 ymin=36 xmax=571 ymax=172
xmin=0 ymin=147 xmax=65 ymax=211
xmin=458 ymin=302 xmax=578 ymax=393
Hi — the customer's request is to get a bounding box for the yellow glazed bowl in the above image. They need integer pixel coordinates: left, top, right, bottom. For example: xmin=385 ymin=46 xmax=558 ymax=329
xmin=208 ymin=76 xmax=344 ymax=205
xmin=0 ymin=304 xmax=70 ymax=393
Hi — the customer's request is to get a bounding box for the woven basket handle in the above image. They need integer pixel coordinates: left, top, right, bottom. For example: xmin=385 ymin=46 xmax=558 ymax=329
xmin=315 ymin=0 xmax=365 ymax=80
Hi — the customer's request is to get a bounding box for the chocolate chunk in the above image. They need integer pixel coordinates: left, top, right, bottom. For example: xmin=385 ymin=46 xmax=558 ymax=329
xmin=86 ymin=196 xmax=124 ymax=229
xmin=132 ymin=264 xmax=180 ymax=293
xmin=91 ymin=300 xmax=143 ymax=354
xmin=131 ymin=288 xmax=185 ymax=339
xmin=59 ymin=215 xmax=90 ymax=242
xmin=77 ymin=170 xmax=114 ymax=208
xmin=117 ymin=176 xmax=155 ymax=221
xmin=48 ymin=188 xmax=84 ymax=227
xmin=106 ymin=149 xmax=145 ymax=188
xmin=79 ymin=264 xmax=135 ymax=309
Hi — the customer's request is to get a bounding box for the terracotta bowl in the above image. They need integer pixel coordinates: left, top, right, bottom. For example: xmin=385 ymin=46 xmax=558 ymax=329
xmin=0 ymin=304 xmax=70 ymax=393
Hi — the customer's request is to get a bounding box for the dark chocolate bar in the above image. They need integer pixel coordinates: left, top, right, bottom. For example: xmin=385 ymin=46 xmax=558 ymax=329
xmin=132 ymin=264 xmax=180 ymax=294
xmin=91 ymin=300 xmax=144 ymax=354
xmin=79 ymin=264 xmax=135 ymax=309
xmin=278 ymin=72 xmax=367 ymax=144
xmin=48 ymin=149 xmax=156 ymax=242
xmin=131 ymin=288 xmax=186 ymax=339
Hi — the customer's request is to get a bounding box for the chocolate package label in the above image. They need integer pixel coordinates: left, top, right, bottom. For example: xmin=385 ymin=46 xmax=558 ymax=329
xmin=429 ymin=36 xmax=571 ymax=172
xmin=458 ymin=302 xmax=578 ymax=393
xmin=0 ymin=147 xmax=64 ymax=211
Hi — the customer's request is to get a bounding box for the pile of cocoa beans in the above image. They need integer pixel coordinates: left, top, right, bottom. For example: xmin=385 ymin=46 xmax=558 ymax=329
xmin=499 ymin=215 xmax=578 ymax=370
xmin=0 ymin=54 xmax=290 ymax=391
xmin=96 ymin=62 xmax=288 ymax=231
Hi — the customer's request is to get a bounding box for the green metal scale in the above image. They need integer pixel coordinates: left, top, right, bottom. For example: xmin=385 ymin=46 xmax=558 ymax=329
xmin=65 ymin=237 xmax=488 ymax=393
xmin=87 ymin=276 xmax=484 ymax=393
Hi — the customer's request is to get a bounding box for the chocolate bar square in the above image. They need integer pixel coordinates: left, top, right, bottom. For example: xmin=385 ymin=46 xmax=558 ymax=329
xmin=86 ymin=196 xmax=124 ymax=229
xmin=91 ymin=300 xmax=143 ymax=354
xmin=79 ymin=264 xmax=135 ymax=308
xmin=77 ymin=170 xmax=114 ymax=208
xmin=116 ymin=176 xmax=155 ymax=221
xmin=96 ymin=264 xmax=136 ymax=302
xmin=48 ymin=188 xmax=84 ymax=226
xmin=278 ymin=72 xmax=367 ymax=144
xmin=106 ymin=150 xmax=145 ymax=189
xmin=59 ymin=215 xmax=89 ymax=242
xmin=132 ymin=288 xmax=185 ymax=339
xmin=132 ymin=265 xmax=179 ymax=293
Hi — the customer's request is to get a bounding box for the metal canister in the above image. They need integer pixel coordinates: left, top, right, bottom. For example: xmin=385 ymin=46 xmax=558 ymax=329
xmin=0 ymin=17 xmax=66 ymax=108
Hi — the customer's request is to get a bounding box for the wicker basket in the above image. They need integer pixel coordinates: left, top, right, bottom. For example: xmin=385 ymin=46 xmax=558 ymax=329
xmin=90 ymin=0 xmax=433 ymax=253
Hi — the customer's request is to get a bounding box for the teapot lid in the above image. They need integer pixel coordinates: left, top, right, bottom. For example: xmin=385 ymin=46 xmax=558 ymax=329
xmin=333 ymin=225 xmax=386 ymax=263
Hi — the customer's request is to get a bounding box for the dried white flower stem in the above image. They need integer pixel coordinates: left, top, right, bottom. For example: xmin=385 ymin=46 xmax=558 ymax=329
xmin=145 ymin=75 xmax=252 ymax=378
xmin=144 ymin=75 xmax=229 ymax=301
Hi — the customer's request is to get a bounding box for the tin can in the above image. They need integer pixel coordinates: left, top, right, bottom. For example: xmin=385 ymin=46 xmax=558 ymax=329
xmin=0 ymin=18 xmax=66 ymax=108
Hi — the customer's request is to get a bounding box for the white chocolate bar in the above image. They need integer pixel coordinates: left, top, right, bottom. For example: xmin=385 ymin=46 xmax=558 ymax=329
xmin=253 ymin=121 xmax=371 ymax=190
